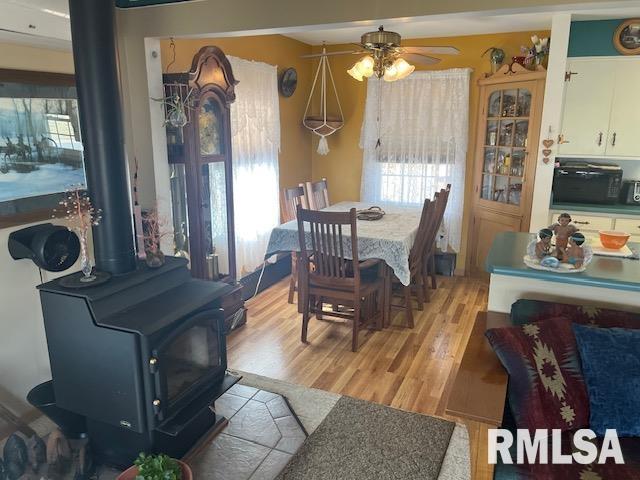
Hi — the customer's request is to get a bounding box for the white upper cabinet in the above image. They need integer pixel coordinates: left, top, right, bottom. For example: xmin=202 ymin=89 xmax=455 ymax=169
xmin=558 ymin=59 xmax=614 ymax=156
xmin=607 ymin=61 xmax=640 ymax=157
xmin=558 ymin=57 xmax=640 ymax=159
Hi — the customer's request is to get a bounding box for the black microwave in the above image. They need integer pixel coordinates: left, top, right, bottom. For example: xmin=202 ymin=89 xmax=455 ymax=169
xmin=552 ymin=161 xmax=623 ymax=204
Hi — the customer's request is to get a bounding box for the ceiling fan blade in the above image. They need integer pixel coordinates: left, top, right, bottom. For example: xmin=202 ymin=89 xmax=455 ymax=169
xmin=300 ymin=50 xmax=364 ymax=58
xmin=400 ymin=53 xmax=441 ymax=65
xmin=401 ymin=46 xmax=460 ymax=55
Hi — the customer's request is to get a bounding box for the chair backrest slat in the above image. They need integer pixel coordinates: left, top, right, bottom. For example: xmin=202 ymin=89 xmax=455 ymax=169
xmin=423 ymin=184 xmax=451 ymax=256
xmin=409 ymin=199 xmax=436 ymax=273
xmin=296 ymin=206 xmax=359 ymax=283
xmin=305 ymin=178 xmax=330 ymax=210
xmin=281 ymin=185 xmax=307 ymax=223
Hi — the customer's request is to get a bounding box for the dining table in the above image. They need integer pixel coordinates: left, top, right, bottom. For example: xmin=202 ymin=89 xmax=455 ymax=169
xmin=265 ymin=201 xmax=423 ymax=325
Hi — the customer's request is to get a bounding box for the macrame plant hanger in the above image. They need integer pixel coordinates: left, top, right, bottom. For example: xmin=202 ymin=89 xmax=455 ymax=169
xmin=303 ymin=45 xmax=344 ymax=155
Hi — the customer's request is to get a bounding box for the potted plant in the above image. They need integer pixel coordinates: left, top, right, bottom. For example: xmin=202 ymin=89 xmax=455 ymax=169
xmin=117 ymin=453 xmax=192 ymax=480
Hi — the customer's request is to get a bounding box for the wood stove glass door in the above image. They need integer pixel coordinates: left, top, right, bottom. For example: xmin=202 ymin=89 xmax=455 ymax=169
xmin=153 ymin=309 xmax=226 ymax=416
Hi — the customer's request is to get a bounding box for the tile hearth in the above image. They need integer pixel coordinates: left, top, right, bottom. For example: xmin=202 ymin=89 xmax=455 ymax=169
xmin=191 ymin=384 xmax=307 ymax=480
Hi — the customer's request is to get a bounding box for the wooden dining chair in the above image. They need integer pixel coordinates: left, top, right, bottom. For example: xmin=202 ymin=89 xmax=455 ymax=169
xmin=389 ymin=199 xmax=436 ymax=328
xmin=281 ymin=186 xmax=308 ymax=304
xmin=305 ymin=178 xmax=330 ymax=210
xmin=281 ymin=185 xmax=307 ymax=223
xmin=423 ymin=184 xmax=451 ymax=296
xmin=296 ymin=205 xmax=384 ymax=352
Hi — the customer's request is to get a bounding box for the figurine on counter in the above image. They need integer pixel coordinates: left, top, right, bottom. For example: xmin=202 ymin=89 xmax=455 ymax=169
xmin=535 ymin=228 xmax=554 ymax=259
xmin=563 ymin=232 xmax=586 ymax=269
xmin=548 ymin=213 xmax=579 ymax=258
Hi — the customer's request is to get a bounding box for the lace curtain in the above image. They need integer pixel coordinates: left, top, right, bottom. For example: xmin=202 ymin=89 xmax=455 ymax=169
xmin=359 ymin=68 xmax=471 ymax=252
xmin=228 ymin=56 xmax=280 ymax=277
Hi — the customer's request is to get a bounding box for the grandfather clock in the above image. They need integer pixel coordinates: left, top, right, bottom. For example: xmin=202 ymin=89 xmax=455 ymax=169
xmin=164 ymin=46 xmax=238 ymax=282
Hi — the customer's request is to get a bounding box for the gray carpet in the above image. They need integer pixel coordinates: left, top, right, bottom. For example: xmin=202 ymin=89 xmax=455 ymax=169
xmin=275 ymin=396 xmax=455 ymax=480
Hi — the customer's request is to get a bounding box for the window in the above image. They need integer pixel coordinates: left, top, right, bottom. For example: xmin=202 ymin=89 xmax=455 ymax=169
xmin=359 ymin=69 xmax=470 ymax=251
xmin=378 ymin=161 xmax=452 ymax=205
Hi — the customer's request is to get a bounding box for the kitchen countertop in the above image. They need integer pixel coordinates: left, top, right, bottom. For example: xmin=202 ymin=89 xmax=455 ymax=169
xmin=550 ymin=201 xmax=640 ymax=216
xmin=486 ymin=232 xmax=640 ymax=292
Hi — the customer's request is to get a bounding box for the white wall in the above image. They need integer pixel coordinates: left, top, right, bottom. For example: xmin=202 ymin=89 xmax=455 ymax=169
xmin=0 ymin=222 xmax=85 ymax=415
xmin=529 ymin=14 xmax=571 ymax=231
xmin=0 ymin=43 xmax=76 ymax=414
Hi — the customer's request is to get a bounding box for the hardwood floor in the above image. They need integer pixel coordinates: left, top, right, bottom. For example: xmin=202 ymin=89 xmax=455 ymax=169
xmin=227 ymin=273 xmax=492 ymax=479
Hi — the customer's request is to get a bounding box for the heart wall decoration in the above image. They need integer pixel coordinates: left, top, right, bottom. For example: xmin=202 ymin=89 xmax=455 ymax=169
xmin=541 ymin=126 xmax=555 ymax=164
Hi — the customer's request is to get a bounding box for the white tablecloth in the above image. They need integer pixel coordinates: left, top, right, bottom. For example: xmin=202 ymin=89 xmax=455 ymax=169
xmin=265 ymin=202 xmax=422 ymax=285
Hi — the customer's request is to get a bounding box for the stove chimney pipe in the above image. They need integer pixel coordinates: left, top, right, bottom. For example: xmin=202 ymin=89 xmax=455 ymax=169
xmin=68 ymin=0 xmax=137 ymax=274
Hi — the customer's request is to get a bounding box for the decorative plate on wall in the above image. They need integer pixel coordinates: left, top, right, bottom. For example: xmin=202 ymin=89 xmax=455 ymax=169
xmin=279 ymin=68 xmax=297 ymax=98
xmin=614 ymin=19 xmax=640 ymax=55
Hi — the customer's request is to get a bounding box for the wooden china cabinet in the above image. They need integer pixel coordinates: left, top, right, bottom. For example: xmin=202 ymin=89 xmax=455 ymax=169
xmin=469 ymin=64 xmax=546 ymax=274
xmin=164 ymin=46 xmax=238 ymax=282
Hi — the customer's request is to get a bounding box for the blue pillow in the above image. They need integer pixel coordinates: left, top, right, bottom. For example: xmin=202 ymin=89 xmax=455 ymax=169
xmin=573 ymin=324 xmax=640 ymax=437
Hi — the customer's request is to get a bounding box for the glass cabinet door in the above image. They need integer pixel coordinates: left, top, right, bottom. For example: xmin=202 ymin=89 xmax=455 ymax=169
xmin=480 ymin=86 xmax=532 ymax=207
xmin=199 ymin=97 xmax=224 ymax=157
xmin=200 ymin=162 xmax=230 ymax=280
xmin=169 ymin=163 xmax=190 ymax=259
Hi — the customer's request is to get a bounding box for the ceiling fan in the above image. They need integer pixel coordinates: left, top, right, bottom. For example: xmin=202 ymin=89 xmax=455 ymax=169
xmin=302 ymin=25 xmax=460 ymax=82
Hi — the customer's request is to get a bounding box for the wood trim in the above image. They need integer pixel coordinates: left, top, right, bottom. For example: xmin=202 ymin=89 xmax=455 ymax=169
xmin=0 ymin=208 xmax=63 ymax=230
xmin=445 ymin=311 xmax=509 ymax=426
xmin=478 ymin=62 xmax=546 ymax=85
xmin=0 ymin=407 xmax=42 ymax=441
xmin=0 ymin=69 xmax=75 ymax=86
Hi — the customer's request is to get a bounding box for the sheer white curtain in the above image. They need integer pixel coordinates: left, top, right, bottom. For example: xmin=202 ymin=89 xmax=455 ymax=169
xmin=360 ymin=68 xmax=471 ymax=252
xmin=228 ymin=56 xmax=280 ymax=277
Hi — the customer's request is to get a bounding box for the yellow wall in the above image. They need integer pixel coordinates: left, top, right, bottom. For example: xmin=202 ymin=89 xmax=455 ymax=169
xmin=159 ymin=31 xmax=549 ymax=271
xmin=310 ymin=31 xmax=550 ymax=270
xmin=159 ymin=35 xmax=313 ymax=192
xmin=0 ymin=42 xmax=74 ymax=73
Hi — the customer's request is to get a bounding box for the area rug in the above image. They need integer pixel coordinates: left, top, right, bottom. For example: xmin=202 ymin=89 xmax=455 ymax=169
xmin=273 ymin=395 xmax=454 ymax=480
xmin=235 ymin=370 xmax=470 ymax=480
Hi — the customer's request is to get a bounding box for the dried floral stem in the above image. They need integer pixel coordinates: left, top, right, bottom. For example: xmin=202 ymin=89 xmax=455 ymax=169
xmin=140 ymin=205 xmax=172 ymax=254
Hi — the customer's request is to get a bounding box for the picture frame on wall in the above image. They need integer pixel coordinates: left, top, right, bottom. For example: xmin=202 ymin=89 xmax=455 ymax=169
xmin=0 ymin=69 xmax=86 ymax=228
xmin=613 ymin=18 xmax=640 ymax=55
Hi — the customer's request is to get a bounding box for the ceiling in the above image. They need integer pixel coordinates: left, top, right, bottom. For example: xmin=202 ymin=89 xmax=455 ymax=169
xmin=0 ymin=0 xmax=71 ymax=50
xmin=1 ymin=1 xmax=640 ymax=51
xmin=282 ymin=6 xmax=640 ymax=45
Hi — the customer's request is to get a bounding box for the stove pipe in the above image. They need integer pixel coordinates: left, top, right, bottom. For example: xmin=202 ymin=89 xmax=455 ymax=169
xmin=68 ymin=0 xmax=137 ymax=274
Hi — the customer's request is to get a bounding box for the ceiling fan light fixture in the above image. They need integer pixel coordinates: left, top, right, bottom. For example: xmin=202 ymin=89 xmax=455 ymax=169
xmin=347 ymin=63 xmax=364 ymax=81
xmin=393 ymin=58 xmax=415 ymax=80
xmin=359 ymin=55 xmax=375 ymax=76
xmin=347 ymin=55 xmax=375 ymax=81
xmin=383 ymin=63 xmax=398 ymax=82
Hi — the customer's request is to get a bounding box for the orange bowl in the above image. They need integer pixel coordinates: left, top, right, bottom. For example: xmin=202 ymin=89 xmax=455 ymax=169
xmin=599 ymin=231 xmax=630 ymax=250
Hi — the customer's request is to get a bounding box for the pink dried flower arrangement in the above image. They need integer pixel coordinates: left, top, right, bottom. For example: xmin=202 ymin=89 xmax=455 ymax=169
xmin=54 ymin=185 xmax=101 ymax=280
xmin=140 ymin=206 xmax=172 ymax=255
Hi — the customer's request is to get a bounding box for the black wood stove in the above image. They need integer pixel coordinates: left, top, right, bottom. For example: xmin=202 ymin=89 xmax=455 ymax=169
xmin=37 ymin=258 xmax=238 ymax=467
xmin=30 ymin=0 xmax=240 ymax=468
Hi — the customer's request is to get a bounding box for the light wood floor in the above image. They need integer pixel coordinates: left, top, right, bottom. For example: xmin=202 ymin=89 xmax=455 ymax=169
xmin=227 ymin=274 xmax=493 ymax=479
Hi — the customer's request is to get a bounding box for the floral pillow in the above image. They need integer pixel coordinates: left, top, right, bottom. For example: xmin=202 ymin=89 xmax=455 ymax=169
xmin=486 ymin=316 xmax=589 ymax=431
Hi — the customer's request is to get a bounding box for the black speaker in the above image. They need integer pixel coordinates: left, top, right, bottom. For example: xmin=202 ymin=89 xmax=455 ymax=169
xmin=8 ymin=223 xmax=80 ymax=272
